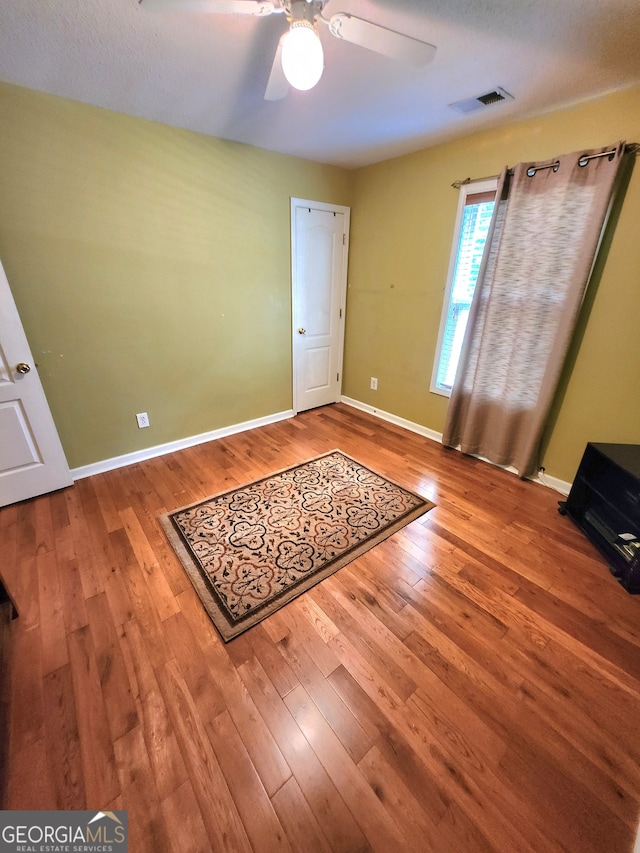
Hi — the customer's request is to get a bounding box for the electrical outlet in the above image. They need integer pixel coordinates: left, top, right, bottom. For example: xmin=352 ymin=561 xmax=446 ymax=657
xmin=136 ymin=412 xmax=150 ymax=429
xmin=370 ymin=377 xmax=378 ymax=391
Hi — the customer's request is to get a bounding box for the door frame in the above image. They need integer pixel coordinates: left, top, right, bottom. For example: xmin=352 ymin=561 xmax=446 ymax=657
xmin=290 ymin=197 xmax=350 ymax=414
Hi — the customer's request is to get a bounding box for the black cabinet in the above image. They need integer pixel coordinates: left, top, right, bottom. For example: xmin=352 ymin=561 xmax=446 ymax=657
xmin=559 ymin=443 xmax=640 ymax=592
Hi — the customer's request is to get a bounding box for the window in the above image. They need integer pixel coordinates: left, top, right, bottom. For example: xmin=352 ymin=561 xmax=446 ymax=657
xmin=431 ymin=179 xmax=497 ymax=396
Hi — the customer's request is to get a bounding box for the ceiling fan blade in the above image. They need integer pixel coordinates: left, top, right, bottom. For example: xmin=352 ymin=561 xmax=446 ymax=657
xmin=264 ymin=36 xmax=289 ymax=101
xmin=139 ymin=0 xmax=275 ymax=15
xmin=327 ymin=14 xmax=436 ymax=66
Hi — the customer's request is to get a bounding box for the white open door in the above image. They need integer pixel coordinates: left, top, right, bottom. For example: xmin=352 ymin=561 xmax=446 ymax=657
xmin=291 ymin=198 xmax=350 ymax=413
xmin=0 ymin=261 xmax=72 ymax=507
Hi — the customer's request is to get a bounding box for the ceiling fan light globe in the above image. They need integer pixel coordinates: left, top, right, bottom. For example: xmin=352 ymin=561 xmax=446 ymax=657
xmin=281 ymin=22 xmax=324 ymax=91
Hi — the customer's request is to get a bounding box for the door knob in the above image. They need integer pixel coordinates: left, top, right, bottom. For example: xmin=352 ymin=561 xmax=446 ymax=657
xmin=298 ymin=328 xmax=306 ymax=335
xmin=16 ymin=363 xmax=31 ymax=374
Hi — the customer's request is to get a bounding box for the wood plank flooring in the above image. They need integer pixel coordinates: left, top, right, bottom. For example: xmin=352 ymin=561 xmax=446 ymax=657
xmin=2 ymin=403 xmax=640 ymax=852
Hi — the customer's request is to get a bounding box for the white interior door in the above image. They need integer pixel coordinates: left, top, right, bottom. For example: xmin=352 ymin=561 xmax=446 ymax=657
xmin=0 ymin=261 xmax=72 ymax=507
xmin=291 ymin=198 xmax=350 ymax=413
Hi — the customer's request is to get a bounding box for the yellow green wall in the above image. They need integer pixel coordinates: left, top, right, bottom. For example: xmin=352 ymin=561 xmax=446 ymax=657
xmin=345 ymin=85 xmax=640 ymax=483
xmin=1 ymin=79 xmax=638 ymax=483
xmin=0 ymin=82 xmax=352 ymax=468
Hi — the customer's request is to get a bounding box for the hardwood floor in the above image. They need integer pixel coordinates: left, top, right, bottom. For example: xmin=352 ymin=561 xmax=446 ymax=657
xmin=2 ymin=402 xmax=640 ymax=852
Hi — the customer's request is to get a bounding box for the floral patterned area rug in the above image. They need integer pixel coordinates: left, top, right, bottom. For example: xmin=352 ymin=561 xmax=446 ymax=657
xmin=160 ymin=449 xmax=434 ymax=641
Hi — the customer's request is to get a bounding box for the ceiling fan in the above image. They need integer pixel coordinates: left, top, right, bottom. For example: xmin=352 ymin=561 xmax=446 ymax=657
xmin=139 ymin=0 xmax=437 ymax=100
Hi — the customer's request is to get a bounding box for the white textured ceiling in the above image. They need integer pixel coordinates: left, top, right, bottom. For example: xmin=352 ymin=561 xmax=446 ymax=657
xmin=0 ymin=0 xmax=639 ymax=168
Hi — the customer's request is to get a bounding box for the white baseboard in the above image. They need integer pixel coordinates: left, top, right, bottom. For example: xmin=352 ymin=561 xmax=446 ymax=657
xmin=340 ymin=396 xmax=571 ymax=495
xmin=70 ymin=409 xmax=295 ymax=480
xmin=72 ymin=398 xmax=573 ymax=496
xmin=340 ymin=396 xmax=443 ymax=444
xmin=535 ymin=471 xmax=571 ymax=496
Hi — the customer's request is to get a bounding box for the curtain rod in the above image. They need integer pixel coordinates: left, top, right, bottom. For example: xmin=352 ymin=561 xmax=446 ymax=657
xmin=451 ymin=142 xmax=638 ymax=188
xmin=451 ymin=174 xmax=497 ymax=189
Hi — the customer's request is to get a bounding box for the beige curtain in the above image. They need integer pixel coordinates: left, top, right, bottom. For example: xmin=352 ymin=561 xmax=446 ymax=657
xmin=442 ymin=142 xmax=627 ymax=478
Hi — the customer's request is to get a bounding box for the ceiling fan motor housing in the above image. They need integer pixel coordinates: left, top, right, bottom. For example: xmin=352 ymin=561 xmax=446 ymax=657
xmin=287 ymin=0 xmax=324 ymax=25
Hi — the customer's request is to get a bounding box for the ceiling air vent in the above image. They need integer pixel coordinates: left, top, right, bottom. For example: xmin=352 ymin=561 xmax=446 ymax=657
xmin=449 ymin=87 xmax=514 ymax=114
